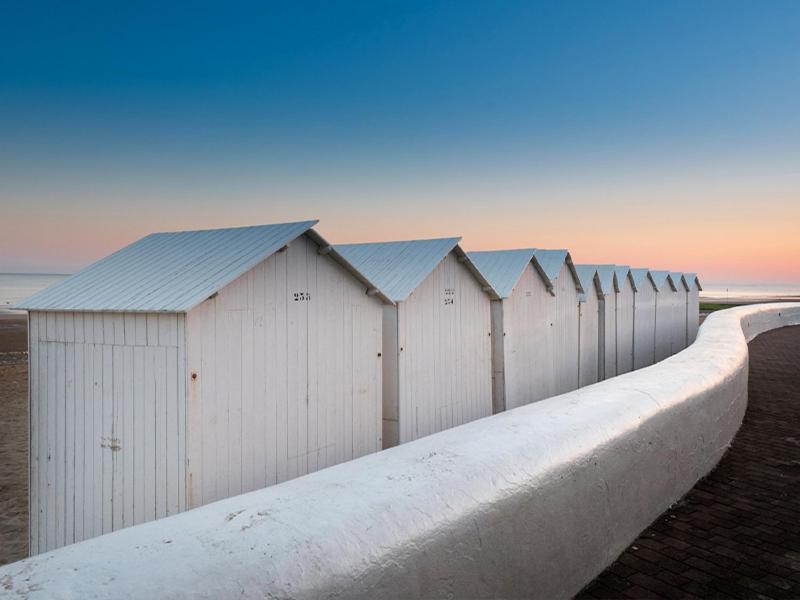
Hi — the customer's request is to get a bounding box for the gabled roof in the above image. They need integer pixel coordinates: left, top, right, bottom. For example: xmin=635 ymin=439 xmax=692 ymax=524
xmin=614 ymin=266 xmax=633 ymax=291
xmin=467 ymin=248 xmax=583 ymax=298
xmin=467 ymin=249 xmax=536 ymax=299
xmin=532 ymin=249 xmax=583 ymax=294
xmin=594 ymin=265 xmax=617 ymax=294
xmin=670 ymin=272 xmax=689 ymax=291
xmin=574 ymin=265 xmax=600 ymax=300
xmin=16 ymin=221 xmax=392 ymax=312
xmin=684 ymin=272 xmax=703 ymax=291
xmin=336 ymin=237 xmax=499 ymax=302
xmin=649 ymin=270 xmax=677 ymax=292
xmin=630 ymin=268 xmax=657 ymax=292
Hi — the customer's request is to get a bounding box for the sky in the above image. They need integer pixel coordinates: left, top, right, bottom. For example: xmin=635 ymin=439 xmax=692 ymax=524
xmin=1 ymin=1 xmax=798 ymax=283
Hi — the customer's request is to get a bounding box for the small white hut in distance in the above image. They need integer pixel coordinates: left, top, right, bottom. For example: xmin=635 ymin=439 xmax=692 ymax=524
xmin=468 ymin=248 xmax=583 ymax=412
xmin=614 ymin=266 xmax=635 ymax=375
xmin=574 ymin=265 xmax=601 ymax=387
xmin=670 ymin=272 xmax=690 ymax=353
xmin=17 ymin=220 xmax=391 ymax=554
xmin=684 ymin=273 xmax=702 ymax=343
xmin=593 ymin=265 xmax=617 ymax=379
xmin=650 ymin=270 xmax=679 ymax=362
xmin=631 ymin=268 xmax=657 ymax=369
xmin=335 ymin=238 xmax=498 ymax=448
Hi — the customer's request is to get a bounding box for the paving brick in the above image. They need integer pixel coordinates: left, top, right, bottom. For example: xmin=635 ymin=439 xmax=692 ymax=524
xmin=576 ymin=325 xmax=800 ymax=599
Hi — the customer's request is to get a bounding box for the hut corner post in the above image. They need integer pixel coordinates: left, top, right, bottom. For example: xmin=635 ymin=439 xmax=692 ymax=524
xmin=489 ymin=300 xmax=506 ymax=414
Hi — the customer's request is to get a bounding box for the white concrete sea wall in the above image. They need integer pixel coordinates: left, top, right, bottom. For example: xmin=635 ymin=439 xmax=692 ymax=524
xmin=5 ymin=303 xmax=796 ymax=600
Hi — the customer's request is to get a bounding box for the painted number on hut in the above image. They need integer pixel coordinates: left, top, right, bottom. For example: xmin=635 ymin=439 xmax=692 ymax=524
xmin=293 ymin=292 xmax=311 ymax=302
xmin=443 ymin=288 xmax=456 ymax=305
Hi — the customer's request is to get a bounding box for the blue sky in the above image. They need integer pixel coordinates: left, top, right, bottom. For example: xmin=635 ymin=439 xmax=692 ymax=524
xmin=1 ymin=1 xmax=799 ymax=281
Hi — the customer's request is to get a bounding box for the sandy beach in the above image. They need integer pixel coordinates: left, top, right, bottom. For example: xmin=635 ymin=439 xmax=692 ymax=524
xmin=0 ymin=313 xmax=28 ymax=565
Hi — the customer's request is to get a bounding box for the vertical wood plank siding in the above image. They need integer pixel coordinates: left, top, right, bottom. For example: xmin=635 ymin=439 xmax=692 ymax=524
xmin=395 ymin=252 xmax=492 ymax=443
xmin=185 ymin=234 xmax=383 ymax=508
xmin=615 ymin=277 xmax=635 ymax=375
xmin=578 ymin=283 xmax=600 ymax=388
xmin=28 ymin=311 xmax=186 ymax=554
xmin=633 ymin=283 xmax=657 ymax=370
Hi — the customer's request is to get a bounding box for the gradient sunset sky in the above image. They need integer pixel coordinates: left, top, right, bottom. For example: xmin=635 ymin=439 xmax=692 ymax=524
xmin=1 ymin=1 xmax=798 ymax=283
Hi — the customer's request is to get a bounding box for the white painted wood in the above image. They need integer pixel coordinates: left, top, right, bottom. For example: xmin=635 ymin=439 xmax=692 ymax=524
xmin=28 ymin=310 xmax=185 ymax=554
xmin=615 ymin=275 xmax=635 ymax=375
xmin=394 ymin=251 xmax=493 ymax=443
xmin=578 ymin=280 xmax=600 ymax=388
xmin=654 ymin=281 xmax=675 ymax=363
xmin=633 ymin=279 xmax=657 ymax=370
xmin=687 ymin=287 xmax=700 ymax=344
xmin=551 ymin=263 xmax=581 ymax=396
xmin=185 ymin=233 xmax=383 ymax=509
xmin=603 ymin=289 xmax=617 ymax=380
xmin=28 ymin=313 xmax=39 ymax=555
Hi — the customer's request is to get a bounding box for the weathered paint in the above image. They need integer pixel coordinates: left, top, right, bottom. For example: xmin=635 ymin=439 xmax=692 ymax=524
xmin=614 ymin=268 xmax=635 ymax=376
xmin=497 ymin=262 xmax=556 ymax=410
xmin=6 ymin=303 xmax=798 ymax=599
xmin=653 ymin=272 xmax=678 ymax=363
xmin=391 ymin=251 xmax=493 ymax=444
xmin=577 ymin=271 xmax=600 ymax=388
xmin=632 ymin=270 xmax=657 ymax=370
xmin=27 ymin=310 xmax=187 ymax=554
xmin=185 ymin=233 xmax=384 ymax=506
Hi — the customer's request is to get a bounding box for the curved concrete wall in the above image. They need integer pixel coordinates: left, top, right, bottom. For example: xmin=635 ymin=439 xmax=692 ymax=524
xmin=3 ymin=303 xmax=799 ymax=600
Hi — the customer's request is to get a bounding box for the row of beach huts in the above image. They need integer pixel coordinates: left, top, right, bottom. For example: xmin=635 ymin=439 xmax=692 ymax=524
xmin=16 ymin=219 xmax=702 ymax=554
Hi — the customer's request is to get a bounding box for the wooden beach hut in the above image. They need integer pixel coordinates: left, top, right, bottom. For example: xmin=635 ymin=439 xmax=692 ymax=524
xmin=593 ymin=265 xmax=617 ymax=380
xmin=469 ymin=248 xmax=583 ymax=411
xmin=17 ymin=220 xmax=391 ymax=554
xmin=684 ymin=273 xmax=702 ymax=344
xmin=631 ymin=268 xmax=657 ymax=369
xmin=670 ymin=272 xmax=690 ymax=354
xmin=336 ymin=238 xmax=498 ymax=447
xmin=650 ymin=270 xmax=679 ymax=362
xmin=574 ymin=265 xmax=601 ymax=387
xmin=614 ymin=266 xmax=635 ymax=376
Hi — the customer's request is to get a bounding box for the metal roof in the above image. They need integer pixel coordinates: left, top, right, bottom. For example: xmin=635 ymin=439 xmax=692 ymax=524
xmin=593 ymin=265 xmax=617 ymax=294
xmin=630 ymin=268 xmax=656 ymax=292
xmin=532 ymin=249 xmax=583 ymax=294
xmin=649 ymin=270 xmax=677 ymax=292
xmin=335 ymin=238 xmax=498 ymax=302
xmin=574 ymin=265 xmax=599 ymax=300
xmin=684 ymin=272 xmax=703 ymax=291
xmin=670 ymin=272 xmax=689 ymax=291
xmin=15 ymin=220 xmax=393 ymax=312
xmin=614 ymin=266 xmax=632 ymax=291
xmin=467 ymin=249 xmax=536 ymax=299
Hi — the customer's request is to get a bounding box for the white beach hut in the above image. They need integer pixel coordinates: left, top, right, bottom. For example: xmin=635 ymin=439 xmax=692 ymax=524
xmin=684 ymin=273 xmax=702 ymax=344
xmin=336 ymin=238 xmax=498 ymax=447
xmin=17 ymin=220 xmax=391 ymax=554
xmin=593 ymin=265 xmax=617 ymax=380
xmin=670 ymin=272 xmax=690 ymax=354
xmin=631 ymin=268 xmax=657 ymax=369
xmin=467 ymin=249 xmax=583 ymax=413
xmin=574 ymin=265 xmax=601 ymax=388
xmin=614 ymin=266 xmax=635 ymax=376
xmin=650 ymin=270 xmax=679 ymax=362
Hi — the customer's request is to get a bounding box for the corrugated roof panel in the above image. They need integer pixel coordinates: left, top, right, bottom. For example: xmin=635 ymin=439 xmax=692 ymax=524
xmin=532 ymin=249 xmax=568 ymax=285
xmin=335 ymin=237 xmax=461 ymax=302
xmin=15 ymin=220 xmax=318 ymax=312
xmin=574 ymin=265 xmax=599 ymax=298
xmin=670 ymin=272 xmax=688 ymax=291
xmin=614 ymin=266 xmax=632 ymax=291
xmin=593 ymin=265 xmax=617 ymax=294
xmin=683 ymin=272 xmax=702 ymax=291
xmin=630 ymin=268 xmax=655 ymax=292
xmin=649 ymin=270 xmax=675 ymax=291
xmin=467 ymin=249 xmax=536 ymax=299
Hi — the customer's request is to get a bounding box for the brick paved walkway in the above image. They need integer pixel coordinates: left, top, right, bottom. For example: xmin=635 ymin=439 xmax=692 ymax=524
xmin=578 ymin=325 xmax=800 ymax=599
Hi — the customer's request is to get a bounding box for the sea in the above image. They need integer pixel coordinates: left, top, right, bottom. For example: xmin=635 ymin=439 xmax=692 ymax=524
xmin=0 ymin=273 xmax=798 ymax=313
xmin=0 ymin=273 xmax=70 ymax=313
